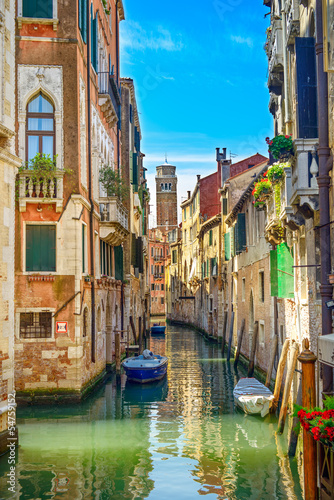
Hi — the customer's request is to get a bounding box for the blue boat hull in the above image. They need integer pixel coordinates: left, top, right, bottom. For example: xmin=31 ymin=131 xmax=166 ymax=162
xmin=122 ymin=360 xmax=168 ymax=383
xmin=150 ymin=326 xmax=166 ymax=335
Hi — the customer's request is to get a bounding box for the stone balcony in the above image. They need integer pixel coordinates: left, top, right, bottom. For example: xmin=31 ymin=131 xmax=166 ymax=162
xmin=268 ymin=25 xmax=283 ymax=74
xmin=18 ymin=170 xmax=64 ymax=212
xmin=286 ymin=0 xmax=300 ymax=45
xmin=98 ymin=72 xmax=121 ymax=128
xmin=99 ymin=196 xmax=129 ymax=246
xmin=291 ymin=138 xmax=319 ymax=215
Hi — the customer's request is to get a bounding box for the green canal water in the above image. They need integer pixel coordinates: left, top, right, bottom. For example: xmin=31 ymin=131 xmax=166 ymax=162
xmin=0 ymin=326 xmax=303 ymax=499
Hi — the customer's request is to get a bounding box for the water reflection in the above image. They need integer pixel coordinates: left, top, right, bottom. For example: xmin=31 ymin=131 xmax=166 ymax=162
xmin=0 ymin=326 xmax=302 ymax=499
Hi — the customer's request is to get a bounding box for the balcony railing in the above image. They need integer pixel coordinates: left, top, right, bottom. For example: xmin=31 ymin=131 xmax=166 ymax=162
xmin=98 ymin=72 xmax=121 ymax=127
xmin=99 ymin=196 xmax=129 ymax=246
xmin=18 ymin=170 xmax=64 ymax=212
xmin=291 ymin=138 xmax=319 ymax=212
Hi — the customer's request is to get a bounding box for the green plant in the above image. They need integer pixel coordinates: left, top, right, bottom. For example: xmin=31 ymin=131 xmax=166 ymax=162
xmin=101 ymin=0 xmax=110 ymax=15
xmin=266 ymin=135 xmax=294 ymax=159
xmin=267 ymin=162 xmax=289 ymax=184
xmin=17 ymin=153 xmax=73 ymax=201
xmin=99 ymin=164 xmax=129 ymax=200
xmin=252 ymin=178 xmax=272 ymax=200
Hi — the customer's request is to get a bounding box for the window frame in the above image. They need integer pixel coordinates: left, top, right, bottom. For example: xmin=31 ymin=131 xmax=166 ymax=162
xmin=16 ymin=308 xmax=55 ymax=342
xmin=26 ymin=94 xmax=55 ymax=162
xmin=17 ymin=0 xmax=58 ymax=30
xmin=24 ymin=222 xmax=57 ymax=274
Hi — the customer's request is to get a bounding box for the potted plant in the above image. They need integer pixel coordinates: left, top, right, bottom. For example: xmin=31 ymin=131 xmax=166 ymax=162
xmin=84 ymin=275 xmax=92 ymax=283
xmin=266 ymin=135 xmax=294 ymax=160
xmin=296 ymin=396 xmax=334 ymax=447
xmin=267 ymin=162 xmax=289 ymax=184
xmin=252 ymin=178 xmax=272 ymax=201
xmin=253 ymin=200 xmax=266 ymax=211
xmin=99 ymin=164 xmax=129 ymax=200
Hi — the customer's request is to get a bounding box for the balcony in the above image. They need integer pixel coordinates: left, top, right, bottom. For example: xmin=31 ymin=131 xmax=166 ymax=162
xmin=18 ymin=170 xmax=64 ymax=212
xmin=98 ymin=72 xmax=121 ymax=128
xmin=290 ymin=138 xmax=319 ymax=214
xmin=268 ymin=26 xmax=283 ymax=74
xmin=286 ymin=0 xmax=300 ymax=45
xmin=99 ymin=196 xmax=129 ymax=246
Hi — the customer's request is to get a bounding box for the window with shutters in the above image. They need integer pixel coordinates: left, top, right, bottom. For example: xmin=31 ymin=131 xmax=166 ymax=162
xmin=100 ymin=239 xmax=113 ymax=276
xmin=259 ymin=271 xmax=265 ymax=303
xmin=91 ymin=5 xmax=98 ymax=73
xmin=172 ymin=250 xmax=177 ymax=264
xmin=151 ymin=284 xmax=154 ymax=291
xmin=26 ymin=225 xmax=56 ymax=272
xmin=26 ymin=93 xmax=55 ymax=162
xmin=209 ymin=229 xmax=213 ymax=246
xmin=270 ymin=243 xmax=294 ymax=299
xmin=224 ymin=232 xmax=231 ymax=261
xmin=23 ymin=0 xmax=53 ymax=18
xmin=78 ymin=0 xmax=87 ymax=43
xmin=236 ymin=213 xmax=246 ymax=254
xmin=114 ymin=246 xmax=123 ymax=281
xmin=20 ymin=312 xmax=52 ymax=339
xmin=161 ymin=284 xmax=164 ymax=291
xmin=161 ymin=297 xmax=164 ymax=305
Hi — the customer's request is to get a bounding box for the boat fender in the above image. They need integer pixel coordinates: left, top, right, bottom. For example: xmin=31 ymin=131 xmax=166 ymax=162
xmin=143 ymin=349 xmax=154 ymax=359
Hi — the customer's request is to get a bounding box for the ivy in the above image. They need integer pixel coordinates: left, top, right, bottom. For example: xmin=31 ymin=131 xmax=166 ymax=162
xmin=101 ymin=0 xmax=110 ymax=15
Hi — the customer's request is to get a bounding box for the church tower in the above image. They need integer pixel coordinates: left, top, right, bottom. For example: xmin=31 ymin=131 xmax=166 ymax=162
xmin=155 ymin=160 xmax=178 ymax=234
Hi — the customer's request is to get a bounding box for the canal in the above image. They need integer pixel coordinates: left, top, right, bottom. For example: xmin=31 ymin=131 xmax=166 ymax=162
xmin=0 ymin=325 xmax=303 ymax=499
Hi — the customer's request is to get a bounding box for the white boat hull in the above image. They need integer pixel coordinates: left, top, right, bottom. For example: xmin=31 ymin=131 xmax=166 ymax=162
xmin=233 ymin=378 xmax=274 ymax=417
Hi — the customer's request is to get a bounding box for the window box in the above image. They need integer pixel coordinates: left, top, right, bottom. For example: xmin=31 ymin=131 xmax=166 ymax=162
xmin=28 ymin=275 xmax=55 ymax=282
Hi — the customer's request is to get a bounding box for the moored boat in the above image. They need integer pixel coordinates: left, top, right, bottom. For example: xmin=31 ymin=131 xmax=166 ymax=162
xmin=122 ymin=349 xmax=168 ymax=383
xmin=233 ymin=378 xmax=274 ymax=417
xmin=150 ymin=324 xmax=166 ymax=335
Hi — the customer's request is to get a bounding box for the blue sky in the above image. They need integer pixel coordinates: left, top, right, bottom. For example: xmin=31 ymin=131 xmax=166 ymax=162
xmin=120 ymin=0 xmax=273 ymax=224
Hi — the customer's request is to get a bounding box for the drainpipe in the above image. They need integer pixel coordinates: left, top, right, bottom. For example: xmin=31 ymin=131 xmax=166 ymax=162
xmin=316 ymin=0 xmax=332 ymax=393
xmin=87 ymin=0 xmax=96 ymax=363
xmin=281 ymin=0 xmax=292 ymax=135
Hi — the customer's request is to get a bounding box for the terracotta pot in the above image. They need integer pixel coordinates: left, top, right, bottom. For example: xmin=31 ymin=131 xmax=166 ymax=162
xmin=328 ymin=275 xmax=334 ymax=284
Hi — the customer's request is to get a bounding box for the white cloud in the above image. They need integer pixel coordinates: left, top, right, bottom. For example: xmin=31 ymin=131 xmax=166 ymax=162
xmin=230 ymin=35 xmax=253 ymax=48
xmin=121 ymin=21 xmax=184 ymax=53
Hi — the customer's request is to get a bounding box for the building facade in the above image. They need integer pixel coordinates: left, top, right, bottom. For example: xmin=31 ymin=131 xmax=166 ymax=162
xmin=0 ymin=0 xmax=21 ymax=453
xmin=13 ymin=0 xmax=148 ymax=402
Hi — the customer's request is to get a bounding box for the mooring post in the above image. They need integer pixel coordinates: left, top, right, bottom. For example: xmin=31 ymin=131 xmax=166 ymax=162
xmin=234 ymin=319 xmax=245 ymax=368
xmin=227 ymin=311 xmax=235 ymax=362
xmin=115 ymin=332 xmax=121 ymax=375
xmin=265 ymin=334 xmax=278 ymax=388
xmin=247 ymin=321 xmax=259 ymax=378
xmin=127 ymin=324 xmax=130 ymax=358
xmin=221 ymin=311 xmax=228 ymax=356
xmin=138 ymin=316 xmax=142 ymax=353
xmin=271 ymin=338 xmax=290 ymax=412
xmin=277 ymin=340 xmax=299 ymax=434
xmin=298 ymin=339 xmax=317 ymax=500
xmin=130 ymin=315 xmax=137 ymax=343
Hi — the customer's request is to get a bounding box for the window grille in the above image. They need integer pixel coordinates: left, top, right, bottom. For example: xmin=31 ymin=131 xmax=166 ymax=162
xmin=20 ymin=312 xmax=52 ymax=338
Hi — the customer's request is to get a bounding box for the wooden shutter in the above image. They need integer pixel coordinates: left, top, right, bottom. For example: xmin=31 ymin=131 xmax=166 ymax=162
xmin=209 ymin=230 xmax=213 ymax=246
xmin=270 ymin=249 xmax=278 ymax=297
xmin=78 ymin=0 xmax=82 ymax=31
xmin=137 ymin=237 xmax=143 ymax=273
xmin=222 ymin=198 xmax=228 ymax=216
xmin=26 ymin=225 xmax=35 ymax=272
xmin=82 ymin=225 xmax=85 ymax=273
xmin=236 ymin=213 xmax=246 ymax=254
xmin=23 ymin=0 xmax=53 ymax=18
xmin=277 ymin=243 xmax=294 ymax=299
xmin=131 ymin=233 xmax=136 ymax=267
xmin=91 ymin=15 xmax=98 ymax=72
xmin=81 ymin=0 xmax=87 ymax=43
xmin=295 ymin=37 xmax=318 ymax=139
xmin=224 ymin=232 xmax=230 ymax=261
xmin=114 ymin=246 xmax=123 ymax=281
xmin=132 ymin=152 xmax=138 ymax=188
xmin=26 ymin=225 xmax=55 ymax=272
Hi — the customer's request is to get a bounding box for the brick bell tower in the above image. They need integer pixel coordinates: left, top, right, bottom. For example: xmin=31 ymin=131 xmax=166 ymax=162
xmin=155 ymin=159 xmax=178 ymax=235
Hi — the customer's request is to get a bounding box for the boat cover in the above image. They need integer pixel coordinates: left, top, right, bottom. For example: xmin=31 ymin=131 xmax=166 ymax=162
xmin=233 ymin=378 xmax=274 ymax=417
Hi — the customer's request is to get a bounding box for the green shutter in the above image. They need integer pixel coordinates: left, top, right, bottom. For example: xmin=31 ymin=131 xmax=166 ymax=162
xmin=82 ymin=225 xmax=85 ymax=273
xmin=131 ymin=234 xmax=136 ymax=267
xmin=129 ymin=151 xmax=133 ymax=184
xmin=91 ymin=15 xmax=98 ymax=72
xmin=78 ymin=0 xmax=82 ymax=31
xmin=236 ymin=213 xmax=246 ymax=254
xmin=26 ymin=225 xmax=55 ymax=272
xmin=81 ymin=0 xmax=87 ymax=43
xmin=231 ymin=226 xmax=236 ymax=257
xmin=114 ymin=246 xmax=123 ymax=281
xmin=270 ymin=249 xmax=278 ymax=297
xmin=209 ymin=230 xmax=213 ymax=246
xmin=277 ymin=243 xmax=294 ymax=298
xmin=224 ymin=232 xmax=230 ymax=261
xmin=201 ymin=263 xmax=204 ymax=279
xmin=132 ymin=152 xmax=138 ymax=188
xmin=222 ymin=198 xmax=228 ymax=216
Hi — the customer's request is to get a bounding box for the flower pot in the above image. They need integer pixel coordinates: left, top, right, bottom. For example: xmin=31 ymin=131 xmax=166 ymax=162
xmin=84 ymin=276 xmax=91 ymax=283
xmin=329 ymin=275 xmax=334 ymax=284
xmin=278 ymin=148 xmax=293 ymax=161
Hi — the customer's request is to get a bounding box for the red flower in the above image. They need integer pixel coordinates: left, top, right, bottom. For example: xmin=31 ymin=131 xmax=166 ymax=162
xmin=269 ymin=141 xmax=273 ymax=145
xmin=285 ymin=135 xmax=290 ymax=139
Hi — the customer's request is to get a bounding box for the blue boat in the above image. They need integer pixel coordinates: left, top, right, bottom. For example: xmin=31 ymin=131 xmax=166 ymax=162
xmin=150 ymin=324 xmax=166 ymax=335
xmin=122 ymin=350 xmax=168 ymax=383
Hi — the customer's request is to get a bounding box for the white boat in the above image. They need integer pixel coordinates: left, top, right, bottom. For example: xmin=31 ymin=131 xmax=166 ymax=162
xmin=233 ymin=378 xmax=274 ymax=417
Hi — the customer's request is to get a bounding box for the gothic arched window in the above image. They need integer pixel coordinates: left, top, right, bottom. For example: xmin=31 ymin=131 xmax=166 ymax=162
xmin=27 ymin=93 xmax=55 ymax=162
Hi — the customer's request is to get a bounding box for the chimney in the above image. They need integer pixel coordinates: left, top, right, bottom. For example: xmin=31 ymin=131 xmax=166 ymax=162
xmin=223 ymin=148 xmax=227 ymax=159
xmin=187 ymin=191 xmax=191 ymax=199
xmin=197 ymin=175 xmax=201 ymax=182
xmin=216 ymin=148 xmax=220 ymax=162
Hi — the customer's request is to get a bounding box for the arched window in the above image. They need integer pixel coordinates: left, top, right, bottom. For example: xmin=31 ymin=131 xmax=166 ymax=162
xmin=27 ymin=93 xmax=55 ymax=162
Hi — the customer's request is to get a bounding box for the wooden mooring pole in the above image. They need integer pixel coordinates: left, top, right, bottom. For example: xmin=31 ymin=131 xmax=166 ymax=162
xmin=227 ymin=312 xmax=235 ymax=362
xmin=247 ymin=321 xmax=259 ymax=378
xmin=277 ymin=340 xmax=299 ymax=434
xmin=298 ymin=339 xmax=317 ymax=500
xmin=115 ymin=332 xmax=121 ymax=375
xmin=130 ymin=315 xmax=137 ymax=343
xmin=221 ymin=311 xmax=228 ymax=356
xmin=234 ymin=319 xmax=245 ymax=368
xmin=138 ymin=317 xmax=142 ymax=353
xmin=271 ymin=338 xmax=290 ymax=412
xmin=265 ymin=335 xmax=278 ymax=388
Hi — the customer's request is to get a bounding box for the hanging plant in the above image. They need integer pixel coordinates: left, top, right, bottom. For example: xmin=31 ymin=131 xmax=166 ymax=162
xmin=295 ymin=396 xmax=334 ymax=447
xmin=253 ymin=200 xmax=266 ymax=211
xmin=99 ymin=164 xmax=129 ymax=200
xmin=101 ymin=0 xmax=110 ymax=15
xmin=252 ymin=178 xmax=272 ymax=201
xmin=267 ymin=162 xmax=289 ymax=184
xmin=265 ymin=135 xmax=294 ymax=160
